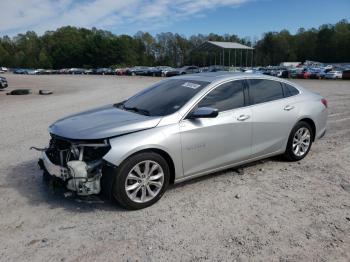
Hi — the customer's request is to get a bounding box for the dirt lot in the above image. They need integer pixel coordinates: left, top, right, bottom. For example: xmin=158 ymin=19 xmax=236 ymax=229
xmin=0 ymin=74 xmax=349 ymax=262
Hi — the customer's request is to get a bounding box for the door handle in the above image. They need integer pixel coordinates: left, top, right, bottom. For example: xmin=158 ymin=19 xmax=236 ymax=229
xmin=284 ymin=105 xmax=295 ymax=111
xmin=237 ymin=115 xmax=250 ymax=121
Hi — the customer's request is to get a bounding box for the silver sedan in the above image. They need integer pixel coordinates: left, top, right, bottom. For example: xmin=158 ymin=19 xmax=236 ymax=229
xmin=38 ymin=72 xmax=328 ymax=209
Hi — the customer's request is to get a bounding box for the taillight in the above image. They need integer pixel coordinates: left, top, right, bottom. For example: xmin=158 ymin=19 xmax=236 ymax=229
xmin=321 ymin=98 xmax=328 ymax=108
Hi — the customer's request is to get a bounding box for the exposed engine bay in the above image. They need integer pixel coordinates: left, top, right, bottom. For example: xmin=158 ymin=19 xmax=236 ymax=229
xmin=37 ymin=135 xmax=111 ymax=195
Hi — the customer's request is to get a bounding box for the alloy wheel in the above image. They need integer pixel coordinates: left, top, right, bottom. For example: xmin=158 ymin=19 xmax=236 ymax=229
xmin=125 ymin=160 xmax=164 ymax=203
xmin=292 ymin=127 xmax=311 ymax=157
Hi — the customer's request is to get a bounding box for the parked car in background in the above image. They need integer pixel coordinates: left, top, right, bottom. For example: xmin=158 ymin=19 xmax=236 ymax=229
xmin=59 ymin=68 xmax=69 ymax=74
xmin=68 ymin=68 xmax=85 ymax=75
xmin=208 ymin=65 xmax=228 ymax=72
xmin=115 ymin=68 xmax=128 ymax=75
xmin=143 ymin=66 xmax=173 ymax=77
xmin=42 ymin=69 xmax=57 ymax=74
xmin=244 ymin=69 xmax=263 ymax=74
xmin=165 ymin=66 xmax=200 ymax=77
xmin=27 ymin=69 xmax=40 ymax=75
xmin=13 ymin=68 xmax=29 ymax=74
xmin=0 ymin=76 xmax=8 ymax=89
xmin=37 ymin=73 xmax=328 ymax=210
xmin=301 ymin=69 xmax=313 ymax=79
xmin=277 ymin=69 xmax=289 ymax=78
xmin=96 ymin=68 xmax=114 ymax=75
xmin=324 ymin=65 xmax=333 ymax=72
xmin=143 ymin=67 xmax=159 ymax=76
xmin=261 ymin=68 xmax=272 ymax=76
xmin=289 ymin=68 xmax=301 ymax=78
xmin=325 ymin=71 xmax=343 ymax=79
xmin=158 ymin=66 xmax=175 ymax=77
xmin=126 ymin=66 xmax=151 ymax=76
xmin=270 ymin=69 xmax=279 ymax=77
xmin=0 ymin=67 xmax=8 ymax=72
xmin=84 ymin=69 xmax=95 ymax=75
xmin=342 ymin=70 xmax=350 ymax=80
xmin=309 ymin=69 xmax=326 ymax=79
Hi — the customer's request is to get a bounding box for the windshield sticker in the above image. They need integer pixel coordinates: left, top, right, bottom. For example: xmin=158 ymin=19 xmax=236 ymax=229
xmin=182 ymin=82 xmax=201 ymax=89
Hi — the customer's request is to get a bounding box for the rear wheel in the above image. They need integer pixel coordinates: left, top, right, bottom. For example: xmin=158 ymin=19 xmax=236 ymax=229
xmin=284 ymin=121 xmax=313 ymax=161
xmin=112 ymin=152 xmax=170 ymax=210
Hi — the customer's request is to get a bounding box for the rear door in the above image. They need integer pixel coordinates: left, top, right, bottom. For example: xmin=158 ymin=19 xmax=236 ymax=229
xmin=180 ymin=80 xmax=252 ymax=177
xmin=247 ymin=79 xmax=299 ymax=157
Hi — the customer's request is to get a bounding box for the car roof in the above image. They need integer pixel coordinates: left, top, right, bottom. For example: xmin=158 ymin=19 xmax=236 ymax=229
xmin=172 ymin=71 xmax=280 ymax=83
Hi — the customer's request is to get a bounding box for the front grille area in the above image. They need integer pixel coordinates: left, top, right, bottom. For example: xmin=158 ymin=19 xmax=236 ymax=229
xmin=46 ymin=136 xmax=73 ymax=166
xmin=50 ymin=136 xmax=71 ymax=150
xmin=46 ymin=134 xmax=111 ymax=166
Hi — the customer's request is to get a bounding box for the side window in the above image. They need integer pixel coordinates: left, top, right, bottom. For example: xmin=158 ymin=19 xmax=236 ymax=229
xmin=197 ymin=80 xmax=245 ymax=112
xmin=283 ymin=83 xmax=299 ymax=97
xmin=248 ymin=79 xmax=283 ymax=104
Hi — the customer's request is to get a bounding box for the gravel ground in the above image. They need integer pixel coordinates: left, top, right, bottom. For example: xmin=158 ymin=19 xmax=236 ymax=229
xmin=0 ymin=74 xmax=349 ymax=262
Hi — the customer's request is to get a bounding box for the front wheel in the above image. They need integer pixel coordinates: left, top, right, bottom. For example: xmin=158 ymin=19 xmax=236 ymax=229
xmin=112 ymin=152 xmax=170 ymax=210
xmin=283 ymin=121 xmax=313 ymax=161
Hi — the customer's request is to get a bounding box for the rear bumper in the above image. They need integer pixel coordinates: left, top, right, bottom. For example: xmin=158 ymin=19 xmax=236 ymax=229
xmin=317 ymin=128 xmax=326 ymax=140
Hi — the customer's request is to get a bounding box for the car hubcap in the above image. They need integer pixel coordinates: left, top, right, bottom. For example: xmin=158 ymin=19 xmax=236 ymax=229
xmin=125 ymin=160 xmax=164 ymax=203
xmin=292 ymin=127 xmax=311 ymax=157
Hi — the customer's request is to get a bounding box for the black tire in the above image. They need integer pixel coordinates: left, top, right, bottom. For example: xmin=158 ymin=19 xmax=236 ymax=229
xmin=283 ymin=121 xmax=313 ymax=161
xmin=6 ymin=89 xmax=31 ymax=95
xmin=111 ymin=152 xmax=170 ymax=210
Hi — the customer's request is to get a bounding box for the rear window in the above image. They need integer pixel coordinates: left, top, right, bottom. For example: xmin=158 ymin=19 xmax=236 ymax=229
xmin=248 ymin=79 xmax=284 ymax=105
xmin=283 ymin=83 xmax=300 ymax=97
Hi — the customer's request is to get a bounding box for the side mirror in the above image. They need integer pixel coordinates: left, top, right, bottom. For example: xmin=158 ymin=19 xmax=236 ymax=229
xmin=188 ymin=107 xmax=219 ymax=119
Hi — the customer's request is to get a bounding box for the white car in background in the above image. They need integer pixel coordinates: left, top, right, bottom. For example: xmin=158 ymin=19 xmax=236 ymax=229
xmin=0 ymin=67 xmax=8 ymax=73
xmin=325 ymin=71 xmax=342 ymax=79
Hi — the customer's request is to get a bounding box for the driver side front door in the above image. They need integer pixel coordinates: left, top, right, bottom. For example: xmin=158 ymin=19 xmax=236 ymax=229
xmin=179 ymin=80 xmax=252 ymax=178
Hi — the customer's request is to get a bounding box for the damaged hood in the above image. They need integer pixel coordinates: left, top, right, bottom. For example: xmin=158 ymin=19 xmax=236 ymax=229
xmin=49 ymin=105 xmax=162 ymax=140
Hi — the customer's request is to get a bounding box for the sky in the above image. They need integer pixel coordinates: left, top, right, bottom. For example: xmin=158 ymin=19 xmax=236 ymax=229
xmin=0 ymin=0 xmax=349 ymax=39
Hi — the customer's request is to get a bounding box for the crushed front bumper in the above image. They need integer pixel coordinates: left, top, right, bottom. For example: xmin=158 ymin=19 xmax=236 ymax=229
xmin=39 ymin=152 xmax=101 ymax=196
xmin=40 ymin=151 xmax=69 ymax=179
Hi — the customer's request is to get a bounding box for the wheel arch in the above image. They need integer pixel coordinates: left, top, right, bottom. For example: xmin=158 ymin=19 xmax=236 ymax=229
xmin=297 ymin=117 xmax=316 ymax=141
xmin=117 ymin=148 xmax=176 ymax=185
xmin=130 ymin=148 xmax=175 ymax=184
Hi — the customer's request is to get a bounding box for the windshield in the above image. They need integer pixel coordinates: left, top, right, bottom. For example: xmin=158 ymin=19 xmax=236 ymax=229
xmin=121 ymin=79 xmax=210 ymax=116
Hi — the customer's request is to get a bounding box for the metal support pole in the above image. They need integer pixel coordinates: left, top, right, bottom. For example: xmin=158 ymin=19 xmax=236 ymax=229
xmin=223 ymin=49 xmax=225 ymax=67
xmin=251 ymin=50 xmax=253 ymax=68
xmin=229 ymin=50 xmax=231 ymax=68
xmin=246 ymin=50 xmax=248 ymax=67
xmin=235 ymin=49 xmax=236 ymax=69
xmin=240 ymin=49 xmax=243 ymax=67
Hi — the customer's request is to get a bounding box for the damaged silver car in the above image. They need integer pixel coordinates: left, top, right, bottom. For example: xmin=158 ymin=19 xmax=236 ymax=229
xmin=36 ymin=72 xmax=328 ymax=209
